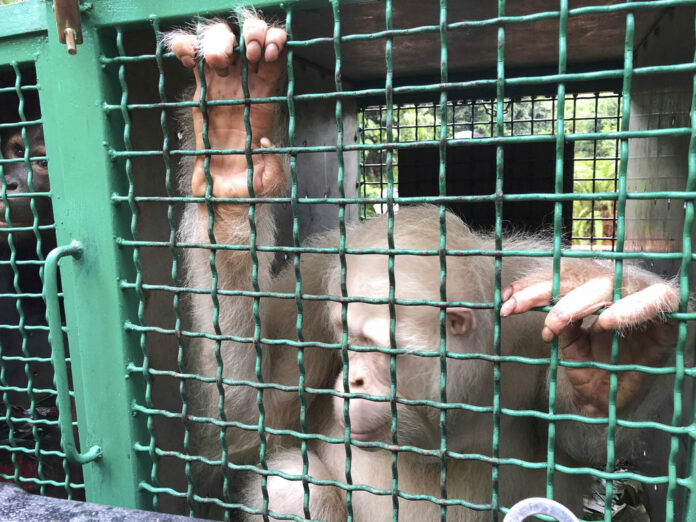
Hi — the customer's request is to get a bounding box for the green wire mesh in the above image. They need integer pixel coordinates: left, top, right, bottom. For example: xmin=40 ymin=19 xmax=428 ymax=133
xmin=89 ymin=1 xmax=696 ymax=521
xmin=0 ymin=63 xmax=83 ymax=499
xmin=358 ymin=93 xmax=623 ymax=250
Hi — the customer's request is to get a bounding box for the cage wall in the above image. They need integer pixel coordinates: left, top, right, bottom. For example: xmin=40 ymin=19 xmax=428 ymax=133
xmin=0 ymin=1 xmax=695 ymax=522
xmin=0 ymin=58 xmax=84 ymax=501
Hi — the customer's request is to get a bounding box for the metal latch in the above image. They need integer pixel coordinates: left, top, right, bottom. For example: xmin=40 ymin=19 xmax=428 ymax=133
xmin=53 ymin=0 xmax=83 ymax=55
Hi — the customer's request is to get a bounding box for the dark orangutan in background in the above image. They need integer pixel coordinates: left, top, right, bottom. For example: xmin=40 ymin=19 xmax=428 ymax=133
xmin=0 ymin=122 xmax=54 ymax=406
xmin=166 ymin=14 xmax=681 ymax=520
xmin=0 ymin=117 xmax=77 ymax=495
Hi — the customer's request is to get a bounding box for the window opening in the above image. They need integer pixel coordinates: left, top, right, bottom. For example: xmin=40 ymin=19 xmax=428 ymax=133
xmin=359 ymin=92 xmax=622 ymax=250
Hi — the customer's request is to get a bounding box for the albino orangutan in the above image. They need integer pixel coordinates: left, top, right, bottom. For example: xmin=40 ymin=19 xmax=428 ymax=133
xmin=166 ymin=13 xmax=680 ymax=520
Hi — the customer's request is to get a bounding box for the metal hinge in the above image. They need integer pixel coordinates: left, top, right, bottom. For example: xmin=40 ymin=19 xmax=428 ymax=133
xmin=53 ymin=0 xmax=83 ymax=55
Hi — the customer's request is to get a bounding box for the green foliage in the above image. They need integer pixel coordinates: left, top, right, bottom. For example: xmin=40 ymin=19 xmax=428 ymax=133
xmin=358 ymin=93 xmax=621 ymax=248
xmin=0 ymin=0 xmax=24 ymax=5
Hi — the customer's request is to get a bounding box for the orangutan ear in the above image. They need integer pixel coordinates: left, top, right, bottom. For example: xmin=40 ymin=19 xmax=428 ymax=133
xmin=446 ymin=308 xmax=476 ymax=336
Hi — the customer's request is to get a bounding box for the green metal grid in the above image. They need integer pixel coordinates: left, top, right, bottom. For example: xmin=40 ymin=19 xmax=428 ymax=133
xmin=0 ymin=0 xmax=694 ymax=521
xmin=113 ymin=1 xmax=696 ymax=520
xmin=358 ymin=92 xmax=623 ymax=249
xmin=0 ymin=61 xmax=84 ymax=498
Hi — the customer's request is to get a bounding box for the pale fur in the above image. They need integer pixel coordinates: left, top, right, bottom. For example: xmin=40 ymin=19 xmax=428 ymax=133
xmin=236 ymin=206 xmax=677 ymax=521
xmin=169 ymin=16 xmax=680 ymax=520
xmin=181 ymin=200 xmax=675 ymax=519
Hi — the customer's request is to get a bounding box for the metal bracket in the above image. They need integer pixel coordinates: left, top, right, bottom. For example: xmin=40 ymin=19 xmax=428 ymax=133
xmin=53 ymin=0 xmax=83 ymax=55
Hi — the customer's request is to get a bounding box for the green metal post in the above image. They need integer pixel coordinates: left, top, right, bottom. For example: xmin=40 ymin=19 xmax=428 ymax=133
xmin=32 ymin=3 xmax=150 ymax=510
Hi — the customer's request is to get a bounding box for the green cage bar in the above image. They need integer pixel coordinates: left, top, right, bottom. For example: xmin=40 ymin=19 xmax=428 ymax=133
xmin=0 ymin=0 xmax=693 ymax=520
